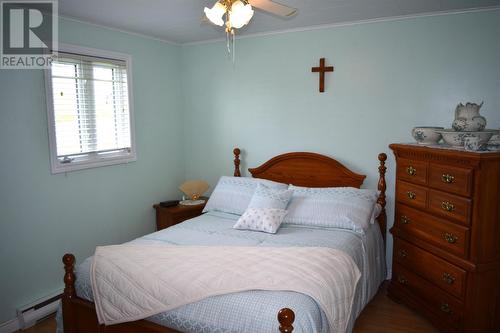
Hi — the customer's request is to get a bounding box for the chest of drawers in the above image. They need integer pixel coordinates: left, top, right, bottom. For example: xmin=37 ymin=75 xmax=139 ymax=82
xmin=388 ymin=144 xmax=500 ymax=333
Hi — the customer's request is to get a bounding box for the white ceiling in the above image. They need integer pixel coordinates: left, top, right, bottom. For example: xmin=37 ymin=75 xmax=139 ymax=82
xmin=59 ymin=0 xmax=500 ymax=43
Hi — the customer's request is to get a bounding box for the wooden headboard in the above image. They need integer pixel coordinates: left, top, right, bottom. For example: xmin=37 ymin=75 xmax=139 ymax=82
xmin=232 ymin=148 xmax=387 ymax=240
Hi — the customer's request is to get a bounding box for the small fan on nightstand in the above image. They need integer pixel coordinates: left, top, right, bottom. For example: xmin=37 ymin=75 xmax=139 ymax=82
xmin=179 ymin=180 xmax=209 ymax=206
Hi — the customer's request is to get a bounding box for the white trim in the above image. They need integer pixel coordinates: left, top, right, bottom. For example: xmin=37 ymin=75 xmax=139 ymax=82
xmin=18 ymin=299 xmax=60 ymax=330
xmin=59 ymin=15 xmax=179 ymax=45
xmin=44 ymin=43 xmax=137 ymax=174
xmin=0 ymin=318 xmax=19 ymax=333
xmin=183 ymin=5 xmax=500 ymax=46
xmin=0 ymin=288 xmax=63 ymax=333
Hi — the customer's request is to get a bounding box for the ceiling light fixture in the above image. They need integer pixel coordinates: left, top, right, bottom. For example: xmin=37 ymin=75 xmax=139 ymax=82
xmin=204 ymin=0 xmax=254 ymax=61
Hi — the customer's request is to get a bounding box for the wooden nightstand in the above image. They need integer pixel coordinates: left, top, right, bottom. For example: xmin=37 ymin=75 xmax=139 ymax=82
xmin=153 ymin=201 xmax=206 ymax=231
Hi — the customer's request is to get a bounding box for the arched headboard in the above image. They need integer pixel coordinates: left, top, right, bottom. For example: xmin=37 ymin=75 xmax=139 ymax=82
xmin=249 ymin=151 xmax=366 ymax=188
xmin=232 ymin=148 xmax=387 ymax=241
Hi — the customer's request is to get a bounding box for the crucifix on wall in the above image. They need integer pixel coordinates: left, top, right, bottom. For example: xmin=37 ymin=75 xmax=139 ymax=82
xmin=311 ymin=58 xmax=334 ymax=93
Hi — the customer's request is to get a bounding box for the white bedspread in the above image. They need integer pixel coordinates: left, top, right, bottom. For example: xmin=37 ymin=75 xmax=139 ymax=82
xmin=91 ymin=244 xmax=361 ymax=333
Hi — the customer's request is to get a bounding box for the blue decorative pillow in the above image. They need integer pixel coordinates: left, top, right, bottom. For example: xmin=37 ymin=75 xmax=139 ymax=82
xmin=284 ymin=185 xmax=379 ymax=232
xmin=247 ymin=183 xmax=294 ymax=210
xmin=233 ymin=208 xmax=288 ymax=234
xmin=203 ymin=176 xmax=288 ymax=215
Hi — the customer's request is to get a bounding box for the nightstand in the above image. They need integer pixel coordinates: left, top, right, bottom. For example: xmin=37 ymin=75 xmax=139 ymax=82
xmin=153 ymin=201 xmax=206 ymax=231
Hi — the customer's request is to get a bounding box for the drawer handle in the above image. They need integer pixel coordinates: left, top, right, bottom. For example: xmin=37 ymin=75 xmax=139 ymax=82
xmin=398 ymin=250 xmax=408 ymax=259
xmin=442 ymin=272 xmax=456 ymax=285
xmin=440 ymin=303 xmax=452 ymax=314
xmin=407 ymin=191 xmax=416 ymax=200
xmin=406 ymin=166 xmax=417 ymax=176
xmin=441 ymin=201 xmax=455 ymax=212
xmin=400 ymin=215 xmax=411 ymax=224
xmin=397 ymin=275 xmax=408 ymax=285
xmin=442 ymin=173 xmax=455 ymax=183
xmin=443 ymin=233 xmax=458 ymax=244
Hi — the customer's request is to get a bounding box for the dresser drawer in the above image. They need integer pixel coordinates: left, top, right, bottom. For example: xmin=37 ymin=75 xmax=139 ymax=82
xmin=428 ymin=190 xmax=471 ymax=225
xmin=392 ymin=263 xmax=464 ymax=329
xmin=429 ymin=164 xmax=473 ymax=197
xmin=396 ymin=181 xmax=427 ymax=209
xmin=396 ymin=204 xmax=470 ymax=258
xmin=394 ymin=238 xmax=467 ymax=299
xmin=396 ymin=158 xmax=428 ymax=185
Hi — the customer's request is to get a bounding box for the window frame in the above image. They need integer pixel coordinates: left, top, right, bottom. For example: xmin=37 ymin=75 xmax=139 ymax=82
xmin=44 ymin=44 xmax=136 ymax=174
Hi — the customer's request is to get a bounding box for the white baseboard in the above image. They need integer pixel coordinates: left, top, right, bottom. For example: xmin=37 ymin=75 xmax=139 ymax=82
xmin=0 ymin=317 xmax=19 ymax=333
xmin=18 ymin=300 xmax=60 ymax=330
xmin=0 ymin=288 xmax=62 ymax=333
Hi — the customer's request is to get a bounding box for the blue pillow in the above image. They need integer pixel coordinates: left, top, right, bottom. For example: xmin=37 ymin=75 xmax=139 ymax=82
xmin=247 ymin=183 xmax=294 ymax=209
xmin=203 ymin=176 xmax=288 ymax=215
xmin=284 ymin=185 xmax=379 ymax=232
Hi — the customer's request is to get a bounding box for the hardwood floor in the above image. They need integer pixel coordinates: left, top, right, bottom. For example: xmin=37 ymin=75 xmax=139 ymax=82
xmin=19 ymin=285 xmax=439 ymax=333
xmin=353 ymin=286 xmax=439 ymax=333
xmin=18 ymin=315 xmax=55 ymax=333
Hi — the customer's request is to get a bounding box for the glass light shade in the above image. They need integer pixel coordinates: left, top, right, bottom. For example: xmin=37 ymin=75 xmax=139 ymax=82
xmin=229 ymin=1 xmax=254 ymax=29
xmin=204 ymin=2 xmax=226 ymax=26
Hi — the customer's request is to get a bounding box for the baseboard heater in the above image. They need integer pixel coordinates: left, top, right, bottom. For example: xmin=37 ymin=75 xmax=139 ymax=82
xmin=16 ymin=290 xmax=62 ymax=330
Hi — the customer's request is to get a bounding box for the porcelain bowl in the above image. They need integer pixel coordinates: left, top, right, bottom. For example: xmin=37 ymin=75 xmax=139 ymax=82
xmin=411 ymin=127 xmax=444 ymax=144
xmin=436 ymin=129 xmax=499 ymax=147
xmin=488 ymin=131 xmax=500 ymax=145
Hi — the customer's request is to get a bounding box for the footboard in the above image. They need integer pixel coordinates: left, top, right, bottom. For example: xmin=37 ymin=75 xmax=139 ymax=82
xmin=62 ymin=254 xmax=295 ymax=333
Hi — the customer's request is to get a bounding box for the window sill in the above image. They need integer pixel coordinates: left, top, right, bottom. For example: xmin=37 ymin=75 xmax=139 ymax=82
xmin=50 ymin=153 xmax=137 ymax=174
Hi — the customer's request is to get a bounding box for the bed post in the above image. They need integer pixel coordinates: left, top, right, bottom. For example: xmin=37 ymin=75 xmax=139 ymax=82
xmin=278 ymin=308 xmax=295 ymax=333
xmin=62 ymin=254 xmax=76 ymax=333
xmin=377 ymin=153 xmax=387 ymax=242
xmin=233 ymin=148 xmax=241 ymax=177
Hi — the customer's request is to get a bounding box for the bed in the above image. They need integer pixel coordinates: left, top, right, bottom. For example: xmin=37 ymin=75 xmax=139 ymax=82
xmin=59 ymin=148 xmax=388 ymax=333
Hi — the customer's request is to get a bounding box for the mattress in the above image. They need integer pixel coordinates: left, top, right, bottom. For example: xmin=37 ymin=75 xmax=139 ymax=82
xmin=57 ymin=211 xmax=386 ymax=333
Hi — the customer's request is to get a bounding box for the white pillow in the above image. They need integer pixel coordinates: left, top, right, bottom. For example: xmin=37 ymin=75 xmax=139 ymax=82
xmin=284 ymin=185 xmax=379 ymax=232
xmin=233 ymin=208 xmax=288 ymax=234
xmin=247 ymin=183 xmax=294 ymax=209
xmin=203 ymin=176 xmax=288 ymax=215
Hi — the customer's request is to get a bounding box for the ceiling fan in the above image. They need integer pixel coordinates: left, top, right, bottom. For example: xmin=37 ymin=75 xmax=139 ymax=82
xmin=204 ymin=0 xmax=296 ymax=59
xmin=204 ymin=0 xmax=297 ymax=29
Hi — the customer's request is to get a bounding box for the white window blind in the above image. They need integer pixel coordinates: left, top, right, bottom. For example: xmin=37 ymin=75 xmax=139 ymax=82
xmin=46 ymin=46 xmax=136 ymax=173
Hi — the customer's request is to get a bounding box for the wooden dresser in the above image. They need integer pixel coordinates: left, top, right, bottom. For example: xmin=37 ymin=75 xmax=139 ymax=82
xmin=388 ymin=144 xmax=500 ymax=333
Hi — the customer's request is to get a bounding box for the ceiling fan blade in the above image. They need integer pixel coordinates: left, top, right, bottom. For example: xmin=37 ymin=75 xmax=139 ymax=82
xmin=248 ymin=0 xmax=297 ymax=17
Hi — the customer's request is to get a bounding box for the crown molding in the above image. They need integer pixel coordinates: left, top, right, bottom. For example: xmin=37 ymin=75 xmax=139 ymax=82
xmin=183 ymin=5 xmax=500 ymax=46
xmin=59 ymin=15 xmax=180 ymax=45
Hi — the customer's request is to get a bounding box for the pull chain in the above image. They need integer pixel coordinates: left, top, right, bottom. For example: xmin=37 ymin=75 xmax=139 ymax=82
xmin=225 ymin=28 xmax=236 ymax=63
xmin=225 ymin=11 xmax=231 ymax=56
xmin=223 ymin=9 xmax=236 ymax=63
xmin=232 ymin=29 xmax=235 ymax=63
xmin=226 ymin=29 xmax=231 ymax=54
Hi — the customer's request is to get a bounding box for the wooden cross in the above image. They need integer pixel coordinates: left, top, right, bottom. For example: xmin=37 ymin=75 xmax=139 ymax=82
xmin=311 ymin=58 xmax=334 ymax=93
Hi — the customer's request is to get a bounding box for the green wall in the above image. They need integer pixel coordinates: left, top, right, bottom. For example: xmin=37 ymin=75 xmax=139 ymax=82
xmin=180 ymin=10 xmax=500 ymax=272
xmin=1 ymin=8 xmax=500 ymax=326
xmin=0 ymin=19 xmax=183 ymax=323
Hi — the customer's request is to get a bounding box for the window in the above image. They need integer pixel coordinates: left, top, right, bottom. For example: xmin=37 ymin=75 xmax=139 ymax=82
xmin=45 ymin=45 xmax=136 ymax=173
